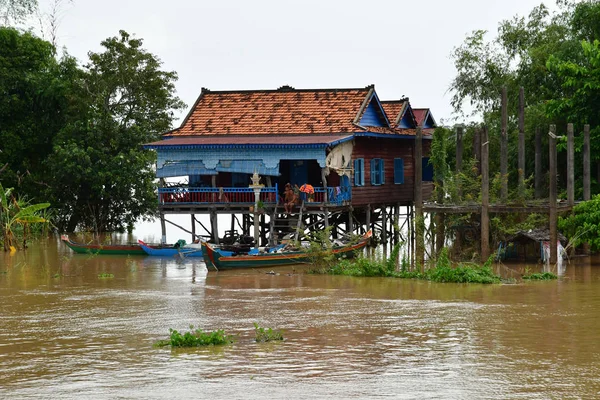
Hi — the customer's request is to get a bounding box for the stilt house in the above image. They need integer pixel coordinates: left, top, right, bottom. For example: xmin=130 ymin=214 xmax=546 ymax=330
xmin=144 ymin=85 xmax=435 ymax=244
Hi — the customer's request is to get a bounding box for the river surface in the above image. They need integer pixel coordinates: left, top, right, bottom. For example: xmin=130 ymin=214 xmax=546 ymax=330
xmin=1 ymin=236 xmax=600 ymax=399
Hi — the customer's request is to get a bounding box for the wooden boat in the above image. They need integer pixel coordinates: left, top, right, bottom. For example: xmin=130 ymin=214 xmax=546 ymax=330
xmin=61 ymin=234 xmax=148 ymax=255
xmin=201 ymin=231 xmax=371 ymax=270
xmin=138 ymin=240 xmax=204 ymax=257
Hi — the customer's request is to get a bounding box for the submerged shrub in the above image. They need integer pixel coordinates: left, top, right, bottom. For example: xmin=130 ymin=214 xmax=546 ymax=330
xmin=155 ymin=325 xmax=233 ymax=347
xmin=254 ymin=323 xmax=284 ymax=342
xmin=522 ymin=272 xmax=558 ymax=280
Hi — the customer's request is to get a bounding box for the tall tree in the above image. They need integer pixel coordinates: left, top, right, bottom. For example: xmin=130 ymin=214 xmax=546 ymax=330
xmin=0 ymin=27 xmax=77 ymax=196
xmin=47 ymin=30 xmax=185 ymax=232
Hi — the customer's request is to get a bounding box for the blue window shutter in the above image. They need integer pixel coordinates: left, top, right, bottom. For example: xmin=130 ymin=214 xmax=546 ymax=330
xmin=360 ymin=159 xmax=364 ymax=186
xmin=380 ymin=159 xmax=385 ymax=184
xmin=370 ymin=159 xmax=376 ymax=185
xmin=394 ymin=158 xmax=404 ymax=184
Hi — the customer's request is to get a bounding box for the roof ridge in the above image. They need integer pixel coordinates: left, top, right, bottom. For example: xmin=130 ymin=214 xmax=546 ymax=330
xmin=200 ymin=85 xmax=374 ymax=95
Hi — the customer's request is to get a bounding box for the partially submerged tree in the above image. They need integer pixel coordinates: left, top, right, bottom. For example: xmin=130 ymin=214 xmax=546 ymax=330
xmin=47 ymin=30 xmax=185 ymax=232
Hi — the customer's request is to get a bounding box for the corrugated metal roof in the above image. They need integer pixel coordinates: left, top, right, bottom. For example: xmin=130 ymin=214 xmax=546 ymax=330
xmin=144 ymin=134 xmax=354 ymax=149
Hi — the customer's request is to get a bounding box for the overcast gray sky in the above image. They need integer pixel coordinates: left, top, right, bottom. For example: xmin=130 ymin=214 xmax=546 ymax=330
xmin=36 ymin=0 xmax=557 ymax=126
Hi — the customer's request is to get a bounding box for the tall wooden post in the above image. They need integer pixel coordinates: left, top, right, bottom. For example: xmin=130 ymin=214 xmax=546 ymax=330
xmin=191 ymin=214 xmax=196 ymax=242
xmin=393 ymin=204 xmax=399 ymax=244
xmin=473 ymin=128 xmax=481 ymax=174
xmin=535 ymin=127 xmax=542 ymax=198
xmin=381 ymin=207 xmax=388 ymax=244
xmin=415 ymin=127 xmax=424 ymax=269
xmin=210 ymin=210 xmax=220 ymax=245
xmin=518 ymin=87 xmax=526 ymax=194
xmin=481 ymin=126 xmax=490 ymax=262
xmin=455 ymin=125 xmax=464 ymax=254
xmin=348 ymin=208 xmax=354 ymax=236
xmin=549 ymin=125 xmax=558 ymax=265
xmin=500 ymin=87 xmax=508 ymax=201
xmin=567 ymin=123 xmax=575 ymax=206
xmin=584 ymin=124 xmax=591 ymax=201
xmin=160 ymin=212 xmax=167 ymax=245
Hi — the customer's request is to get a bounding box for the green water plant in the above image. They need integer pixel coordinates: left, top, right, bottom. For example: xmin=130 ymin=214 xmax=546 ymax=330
xmin=254 ymin=323 xmax=284 ymax=342
xmin=522 ymin=272 xmax=558 ymax=280
xmin=155 ymin=325 xmax=233 ymax=347
xmin=98 ymin=273 xmax=114 ymax=278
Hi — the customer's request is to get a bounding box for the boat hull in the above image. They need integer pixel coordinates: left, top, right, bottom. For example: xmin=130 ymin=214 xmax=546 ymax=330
xmin=201 ymin=235 xmax=369 ymax=270
xmin=61 ymin=235 xmax=147 ymax=255
xmin=138 ymin=241 xmax=203 ymax=257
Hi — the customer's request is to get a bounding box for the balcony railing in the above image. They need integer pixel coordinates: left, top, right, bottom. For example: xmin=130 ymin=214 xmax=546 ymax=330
xmin=158 ymin=184 xmax=351 ymax=206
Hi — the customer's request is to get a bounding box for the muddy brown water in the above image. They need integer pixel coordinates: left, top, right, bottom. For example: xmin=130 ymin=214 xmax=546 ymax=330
xmin=1 ymin=236 xmax=600 ymax=399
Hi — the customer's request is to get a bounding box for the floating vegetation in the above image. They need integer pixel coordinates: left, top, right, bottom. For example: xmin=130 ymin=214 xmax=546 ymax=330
xmin=310 ymin=247 xmax=502 ymax=284
xmin=155 ymin=326 xmax=233 ymax=348
xmin=98 ymin=273 xmax=114 ymax=278
xmin=254 ymin=323 xmax=284 ymax=342
xmin=522 ymin=272 xmax=558 ymax=280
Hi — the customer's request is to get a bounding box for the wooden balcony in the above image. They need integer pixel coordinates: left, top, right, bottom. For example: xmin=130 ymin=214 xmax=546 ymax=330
xmin=157 ymin=185 xmax=351 ymax=212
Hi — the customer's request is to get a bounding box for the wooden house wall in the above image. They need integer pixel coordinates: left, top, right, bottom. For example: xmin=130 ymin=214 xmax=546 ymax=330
xmin=351 ymin=137 xmax=433 ymax=207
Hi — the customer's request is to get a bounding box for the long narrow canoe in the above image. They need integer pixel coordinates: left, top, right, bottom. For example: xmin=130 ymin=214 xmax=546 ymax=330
xmin=202 ymin=231 xmax=371 ymax=270
xmin=138 ymin=240 xmax=204 ymax=257
xmin=61 ymin=235 xmax=148 ymax=255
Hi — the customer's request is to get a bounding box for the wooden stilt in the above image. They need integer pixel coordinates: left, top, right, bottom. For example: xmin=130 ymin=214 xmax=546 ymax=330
xmin=381 ymin=207 xmax=388 ymax=244
xmin=481 ymin=126 xmax=490 ymax=262
xmin=549 ymin=124 xmax=558 ymax=265
xmin=518 ymin=87 xmax=526 ymax=195
xmin=567 ymin=123 xmax=575 ymax=206
xmin=415 ymin=127 xmax=424 ymax=270
xmin=455 ymin=126 xmax=463 ymax=255
xmin=160 ymin=213 xmax=167 ymax=244
xmin=210 ymin=210 xmax=220 ymax=244
xmin=191 ymin=214 xmax=196 ymax=242
xmin=584 ymin=124 xmax=591 ymax=201
xmin=535 ymin=127 xmax=542 ymax=198
xmin=500 ymin=87 xmax=508 ymax=201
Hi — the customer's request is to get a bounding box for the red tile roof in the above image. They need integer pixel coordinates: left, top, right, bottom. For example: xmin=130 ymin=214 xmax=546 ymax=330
xmin=168 ymin=86 xmax=373 ymax=136
xmin=145 ymin=134 xmax=354 ymax=148
xmin=380 ymin=100 xmax=407 ymax=126
xmin=413 ymin=108 xmax=429 ymax=126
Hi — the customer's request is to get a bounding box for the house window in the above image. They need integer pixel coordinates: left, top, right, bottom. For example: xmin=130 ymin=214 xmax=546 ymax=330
xmin=353 ymin=158 xmax=365 ymax=186
xmin=394 ymin=158 xmax=404 ymax=184
xmin=422 ymin=157 xmax=434 ymax=182
xmin=370 ymin=158 xmax=385 ymax=185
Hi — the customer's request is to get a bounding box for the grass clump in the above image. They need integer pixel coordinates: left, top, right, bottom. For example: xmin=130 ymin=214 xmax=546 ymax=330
xmin=310 ymin=247 xmax=502 ymax=284
xmin=254 ymin=323 xmax=284 ymax=342
xmin=98 ymin=273 xmax=114 ymax=278
xmin=155 ymin=325 xmax=233 ymax=348
xmin=522 ymin=272 xmax=558 ymax=280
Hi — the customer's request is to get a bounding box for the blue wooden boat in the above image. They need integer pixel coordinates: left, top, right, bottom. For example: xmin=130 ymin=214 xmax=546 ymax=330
xmin=201 ymin=231 xmax=371 ymax=270
xmin=138 ymin=240 xmax=204 ymax=257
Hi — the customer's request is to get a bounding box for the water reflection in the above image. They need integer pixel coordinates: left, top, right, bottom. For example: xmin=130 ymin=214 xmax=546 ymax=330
xmin=1 ymin=237 xmax=600 ymax=398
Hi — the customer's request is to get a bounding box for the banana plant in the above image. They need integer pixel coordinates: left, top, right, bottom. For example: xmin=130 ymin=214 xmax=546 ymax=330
xmin=0 ymin=183 xmax=50 ymax=251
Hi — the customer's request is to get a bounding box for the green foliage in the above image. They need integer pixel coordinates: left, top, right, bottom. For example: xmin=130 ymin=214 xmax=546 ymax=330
xmin=559 ymin=195 xmax=600 ymax=250
xmin=97 ymin=273 xmax=114 ymax=278
xmin=0 ymin=182 xmax=50 ymax=251
xmin=155 ymin=326 xmax=233 ymax=347
xmin=253 ymin=323 xmax=284 ymax=342
xmin=312 ymin=247 xmax=502 ymax=284
xmin=46 ymin=30 xmax=185 ymax=232
xmin=522 ymin=272 xmax=558 ymax=280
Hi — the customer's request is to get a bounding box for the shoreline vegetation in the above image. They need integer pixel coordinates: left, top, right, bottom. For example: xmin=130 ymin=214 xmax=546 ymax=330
xmin=308 ymin=245 xmax=557 ymax=284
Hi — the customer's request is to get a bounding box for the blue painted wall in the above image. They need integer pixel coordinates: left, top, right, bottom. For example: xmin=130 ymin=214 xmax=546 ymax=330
xmin=359 ymin=100 xmax=387 ymax=127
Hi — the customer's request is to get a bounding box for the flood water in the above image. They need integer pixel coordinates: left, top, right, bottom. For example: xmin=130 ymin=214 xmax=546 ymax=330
xmin=1 ymin=236 xmax=600 ymax=399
